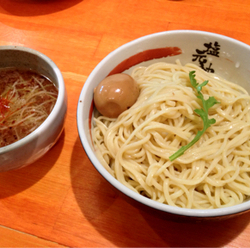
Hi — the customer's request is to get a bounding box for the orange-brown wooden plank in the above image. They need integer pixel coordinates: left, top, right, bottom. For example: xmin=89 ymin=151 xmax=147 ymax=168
xmin=0 ymin=0 xmax=250 ymax=247
xmin=0 ymin=225 xmax=66 ymax=247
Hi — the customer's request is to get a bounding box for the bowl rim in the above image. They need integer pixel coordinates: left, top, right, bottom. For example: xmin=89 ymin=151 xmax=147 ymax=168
xmin=77 ymin=30 xmax=250 ymax=218
xmin=0 ymin=45 xmax=66 ymax=153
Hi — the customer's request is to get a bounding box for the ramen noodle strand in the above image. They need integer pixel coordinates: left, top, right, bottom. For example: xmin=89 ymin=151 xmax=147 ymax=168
xmin=92 ymin=61 xmax=250 ymax=209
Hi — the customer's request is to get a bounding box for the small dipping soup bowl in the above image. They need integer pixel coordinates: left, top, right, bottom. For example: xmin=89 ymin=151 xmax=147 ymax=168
xmin=0 ymin=46 xmax=67 ymax=172
xmin=77 ymin=30 xmax=250 ymax=221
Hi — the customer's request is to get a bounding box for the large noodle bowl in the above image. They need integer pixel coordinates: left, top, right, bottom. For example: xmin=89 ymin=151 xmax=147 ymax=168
xmin=92 ymin=60 xmax=250 ymax=209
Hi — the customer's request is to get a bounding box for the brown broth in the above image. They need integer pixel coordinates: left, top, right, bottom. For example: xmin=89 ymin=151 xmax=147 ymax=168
xmin=0 ymin=68 xmax=58 ymax=147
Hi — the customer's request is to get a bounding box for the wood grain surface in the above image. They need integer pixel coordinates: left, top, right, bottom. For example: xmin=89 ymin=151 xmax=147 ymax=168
xmin=0 ymin=0 xmax=250 ymax=247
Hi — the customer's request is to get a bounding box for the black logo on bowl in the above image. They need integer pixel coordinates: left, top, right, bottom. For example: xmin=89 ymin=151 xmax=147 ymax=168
xmin=192 ymin=41 xmax=220 ymax=73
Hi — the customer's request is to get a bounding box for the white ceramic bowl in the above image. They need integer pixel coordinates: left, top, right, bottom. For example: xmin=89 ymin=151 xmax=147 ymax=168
xmin=0 ymin=46 xmax=67 ymax=172
xmin=77 ymin=30 xmax=250 ymax=221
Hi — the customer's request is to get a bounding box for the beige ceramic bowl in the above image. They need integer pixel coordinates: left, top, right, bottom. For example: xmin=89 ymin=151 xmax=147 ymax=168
xmin=77 ymin=30 xmax=250 ymax=221
xmin=0 ymin=46 xmax=67 ymax=172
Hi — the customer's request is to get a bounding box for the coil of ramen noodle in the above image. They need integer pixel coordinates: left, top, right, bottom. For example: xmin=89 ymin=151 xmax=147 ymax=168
xmin=92 ymin=60 xmax=250 ymax=209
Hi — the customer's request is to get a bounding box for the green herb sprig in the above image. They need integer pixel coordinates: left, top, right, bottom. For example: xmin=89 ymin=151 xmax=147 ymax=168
xmin=169 ymin=71 xmax=219 ymax=161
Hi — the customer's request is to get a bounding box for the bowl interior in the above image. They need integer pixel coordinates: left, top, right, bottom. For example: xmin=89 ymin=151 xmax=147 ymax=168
xmin=0 ymin=47 xmax=61 ymax=87
xmin=77 ymin=30 xmax=250 ymax=218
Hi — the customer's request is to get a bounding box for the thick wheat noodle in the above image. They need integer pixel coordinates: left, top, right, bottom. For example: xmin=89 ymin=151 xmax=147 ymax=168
xmin=92 ymin=60 xmax=250 ymax=209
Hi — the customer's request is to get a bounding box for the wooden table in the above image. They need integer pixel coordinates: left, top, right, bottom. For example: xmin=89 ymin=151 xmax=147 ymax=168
xmin=0 ymin=0 xmax=250 ymax=247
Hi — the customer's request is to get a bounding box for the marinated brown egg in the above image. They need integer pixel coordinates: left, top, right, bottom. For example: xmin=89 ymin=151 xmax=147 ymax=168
xmin=94 ymin=73 xmax=139 ymax=118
